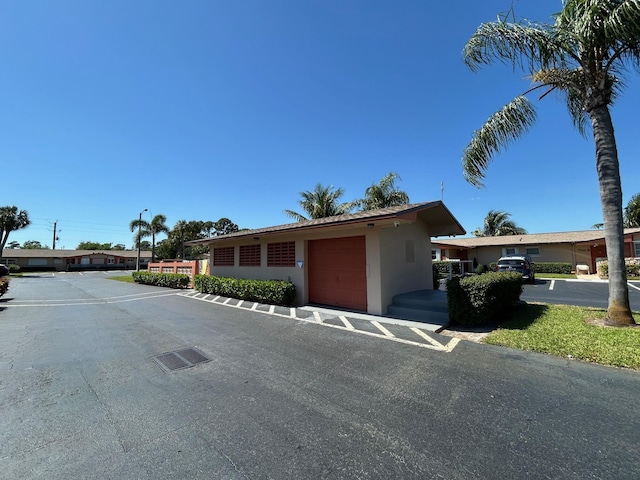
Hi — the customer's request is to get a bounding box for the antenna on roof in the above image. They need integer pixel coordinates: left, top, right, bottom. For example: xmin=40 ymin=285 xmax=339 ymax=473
xmin=441 ymin=182 xmax=444 ymax=202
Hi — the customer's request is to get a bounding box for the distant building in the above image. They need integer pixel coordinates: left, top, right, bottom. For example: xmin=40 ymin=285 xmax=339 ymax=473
xmin=432 ymin=228 xmax=640 ymax=274
xmin=0 ymin=249 xmax=152 ymax=272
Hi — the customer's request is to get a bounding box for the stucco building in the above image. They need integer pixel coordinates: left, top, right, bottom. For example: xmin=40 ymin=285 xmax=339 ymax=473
xmin=187 ymin=201 xmax=465 ymax=315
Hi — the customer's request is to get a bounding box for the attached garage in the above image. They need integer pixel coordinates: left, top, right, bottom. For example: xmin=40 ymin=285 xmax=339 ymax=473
xmin=309 ymin=236 xmax=367 ymax=311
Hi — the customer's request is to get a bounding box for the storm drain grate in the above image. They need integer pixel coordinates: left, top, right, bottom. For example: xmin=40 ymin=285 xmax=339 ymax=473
xmin=152 ymin=347 xmax=211 ymax=373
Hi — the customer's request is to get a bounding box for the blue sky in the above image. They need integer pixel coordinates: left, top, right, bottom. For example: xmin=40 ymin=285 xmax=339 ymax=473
xmin=3 ymin=0 xmax=640 ymax=249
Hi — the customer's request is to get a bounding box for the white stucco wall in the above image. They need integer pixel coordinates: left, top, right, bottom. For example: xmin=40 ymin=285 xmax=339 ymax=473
xmin=376 ymin=221 xmax=431 ymax=314
xmin=206 ymin=218 xmax=435 ymax=314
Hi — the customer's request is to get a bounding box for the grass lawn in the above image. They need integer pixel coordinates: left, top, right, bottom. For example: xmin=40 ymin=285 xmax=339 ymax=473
xmin=484 ymin=304 xmax=640 ymax=370
xmin=536 ymin=273 xmax=577 ymax=279
xmin=107 ymin=275 xmax=135 ymax=283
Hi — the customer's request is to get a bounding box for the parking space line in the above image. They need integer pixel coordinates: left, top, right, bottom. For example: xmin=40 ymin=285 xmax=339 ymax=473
xmin=177 ymin=292 xmax=459 ymax=352
xmin=372 ymin=320 xmax=395 ymax=337
xmin=549 ymin=280 xmax=555 ymax=291
xmin=411 ymin=328 xmax=460 ymax=352
xmin=339 ymin=315 xmax=355 ymax=330
xmin=628 ymin=282 xmax=640 ymax=291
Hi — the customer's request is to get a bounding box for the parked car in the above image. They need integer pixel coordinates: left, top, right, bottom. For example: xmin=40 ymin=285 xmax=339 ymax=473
xmin=0 ymin=264 xmax=9 ymax=277
xmin=496 ymin=254 xmax=535 ymax=283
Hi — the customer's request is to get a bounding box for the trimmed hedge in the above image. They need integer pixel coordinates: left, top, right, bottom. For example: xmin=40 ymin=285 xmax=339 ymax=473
xmin=132 ymin=271 xmax=190 ymax=289
xmin=532 ymin=262 xmax=572 ymax=274
xmin=194 ymin=274 xmax=297 ymax=306
xmin=488 ymin=262 xmax=572 ymax=274
xmin=596 ymin=260 xmax=640 ymax=279
xmin=446 ymin=272 xmax=523 ymax=326
xmin=433 ymin=260 xmax=462 ymax=276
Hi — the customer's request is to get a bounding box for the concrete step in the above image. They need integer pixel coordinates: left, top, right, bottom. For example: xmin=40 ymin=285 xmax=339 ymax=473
xmin=390 ymin=290 xmax=448 ymax=310
xmin=386 ymin=304 xmax=450 ymax=326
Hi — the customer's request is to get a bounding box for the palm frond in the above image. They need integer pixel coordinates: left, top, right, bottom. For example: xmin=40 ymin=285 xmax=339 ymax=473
xmin=462 ymin=96 xmax=537 ymax=187
xmin=464 ymin=20 xmax=573 ymax=74
xmin=283 ymin=209 xmax=308 ymax=222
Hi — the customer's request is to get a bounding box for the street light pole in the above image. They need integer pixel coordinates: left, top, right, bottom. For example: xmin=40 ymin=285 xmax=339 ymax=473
xmin=136 ymin=208 xmax=148 ymax=271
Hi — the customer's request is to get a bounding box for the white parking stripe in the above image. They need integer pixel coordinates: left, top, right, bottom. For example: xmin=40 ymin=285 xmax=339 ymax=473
xmin=628 ymin=282 xmax=640 ymax=291
xmin=549 ymin=280 xmax=555 ymax=291
xmin=339 ymin=315 xmax=355 ymax=330
xmin=177 ymin=293 xmax=459 ymax=352
xmin=372 ymin=320 xmax=395 ymax=337
xmin=411 ymin=328 xmax=460 ymax=352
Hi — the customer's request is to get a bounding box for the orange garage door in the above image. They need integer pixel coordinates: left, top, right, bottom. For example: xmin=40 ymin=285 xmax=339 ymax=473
xmin=309 ymin=236 xmax=367 ymax=311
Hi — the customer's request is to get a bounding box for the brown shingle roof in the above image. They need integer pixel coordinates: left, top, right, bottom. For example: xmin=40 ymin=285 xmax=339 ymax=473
xmin=187 ymin=201 xmax=466 ymax=246
xmin=432 ymin=228 xmax=640 ymax=249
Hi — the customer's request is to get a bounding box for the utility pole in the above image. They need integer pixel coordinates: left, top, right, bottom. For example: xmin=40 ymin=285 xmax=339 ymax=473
xmin=52 ymin=222 xmax=57 ymax=250
xmin=136 ymin=208 xmax=148 ymax=271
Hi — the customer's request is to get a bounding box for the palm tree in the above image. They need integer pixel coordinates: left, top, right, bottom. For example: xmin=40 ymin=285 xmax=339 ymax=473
xmin=284 ymin=184 xmax=354 ymax=221
xmin=354 ymin=172 xmax=410 ymax=211
xmin=129 ymin=217 xmax=151 ymax=250
xmin=149 ymin=215 xmax=170 ymax=262
xmin=472 ymin=210 xmax=527 ymax=237
xmin=462 ymin=0 xmax=640 ymax=326
xmin=624 ymin=193 xmax=640 ymax=228
xmin=130 ymin=214 xmax=170 ymax=262
xmin=0 ymin=206 xmax=31 ymax=257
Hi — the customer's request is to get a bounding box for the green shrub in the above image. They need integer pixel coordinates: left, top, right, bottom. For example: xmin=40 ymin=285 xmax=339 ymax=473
xmin=475 ymin=264 xmax=488 ymax=275
xmin=596 ymin=260 xmax=640 ymax=279
xmin=433 ymin=260 xmax=462 ymax=276
xmin=132 ymin=271 xmax=190 ymax=289
xmin=446 ymin=272 xmax=523 ymax=326
xmin=531 ymin=262 xmax=572 ymax=274
xmin=432 ymin=265 xmax=440 ymax=290
xmin=194 ymin=275 xmax=297 ymax=306
xmin=8 ymin=264 xmax=20 ymax=273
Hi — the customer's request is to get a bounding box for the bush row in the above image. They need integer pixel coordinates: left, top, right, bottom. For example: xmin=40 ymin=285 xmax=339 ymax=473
xmin=446 ymin=272 xmax=523 ymax=326
xmin=437 ymin=260 xmax=572 ymax=276
xmin=487 ymin=261 xmax=571 ymax=274
xmin=596 ymin=260 xmax=640 ymax=279
xmin=433 ymin=261 xmax=463 ymax=276
xmin=194 ymin=275 xmax=297 ymax=306
xmin=132 ymin=271 xmax=191 ymax=289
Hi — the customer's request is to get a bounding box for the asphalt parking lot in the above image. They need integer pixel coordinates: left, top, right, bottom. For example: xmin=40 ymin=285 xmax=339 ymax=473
xmin=521 ymin=277 xmax=640 ymax=309
xmin=2 ymin=272 xmax=639 ymax=479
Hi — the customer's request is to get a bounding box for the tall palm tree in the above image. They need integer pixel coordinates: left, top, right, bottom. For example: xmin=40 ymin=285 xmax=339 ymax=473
xmin=284 ymin=184 xmax=354 ymax=221
xmin=148 ymin=215 xmax=170 ymax=262
xmin=354 ymin=172 xmax=410 ymax=211
xmin=462 ymin=0 xmax=640 ymax=326
xmin=623 ymin=193 xmax=640 ymax=228
xmin=129 ymin=217 xmax=150 ymax=250
xmin=0 ymin=206 xmax=31 ymax=258
xmin=472 ymin=210 xmax=527 ymax=237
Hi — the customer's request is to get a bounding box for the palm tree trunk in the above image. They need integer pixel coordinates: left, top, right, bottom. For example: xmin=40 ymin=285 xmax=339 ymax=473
xmin=590 ymin=105 xmax=635 ymax=325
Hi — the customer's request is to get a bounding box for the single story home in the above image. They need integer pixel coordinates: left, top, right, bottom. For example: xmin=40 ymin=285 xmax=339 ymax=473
xmin=186 ymin=201 xmax=465 ymax=315
xmin=432 ymin=228 xmax=640 ymax=274
xmin=0 ymin=249 xmax=152 ymax=272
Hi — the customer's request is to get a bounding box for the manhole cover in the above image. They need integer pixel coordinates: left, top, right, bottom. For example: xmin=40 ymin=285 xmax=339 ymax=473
xmin=152 ymin=347 xmax=211 ymax=373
